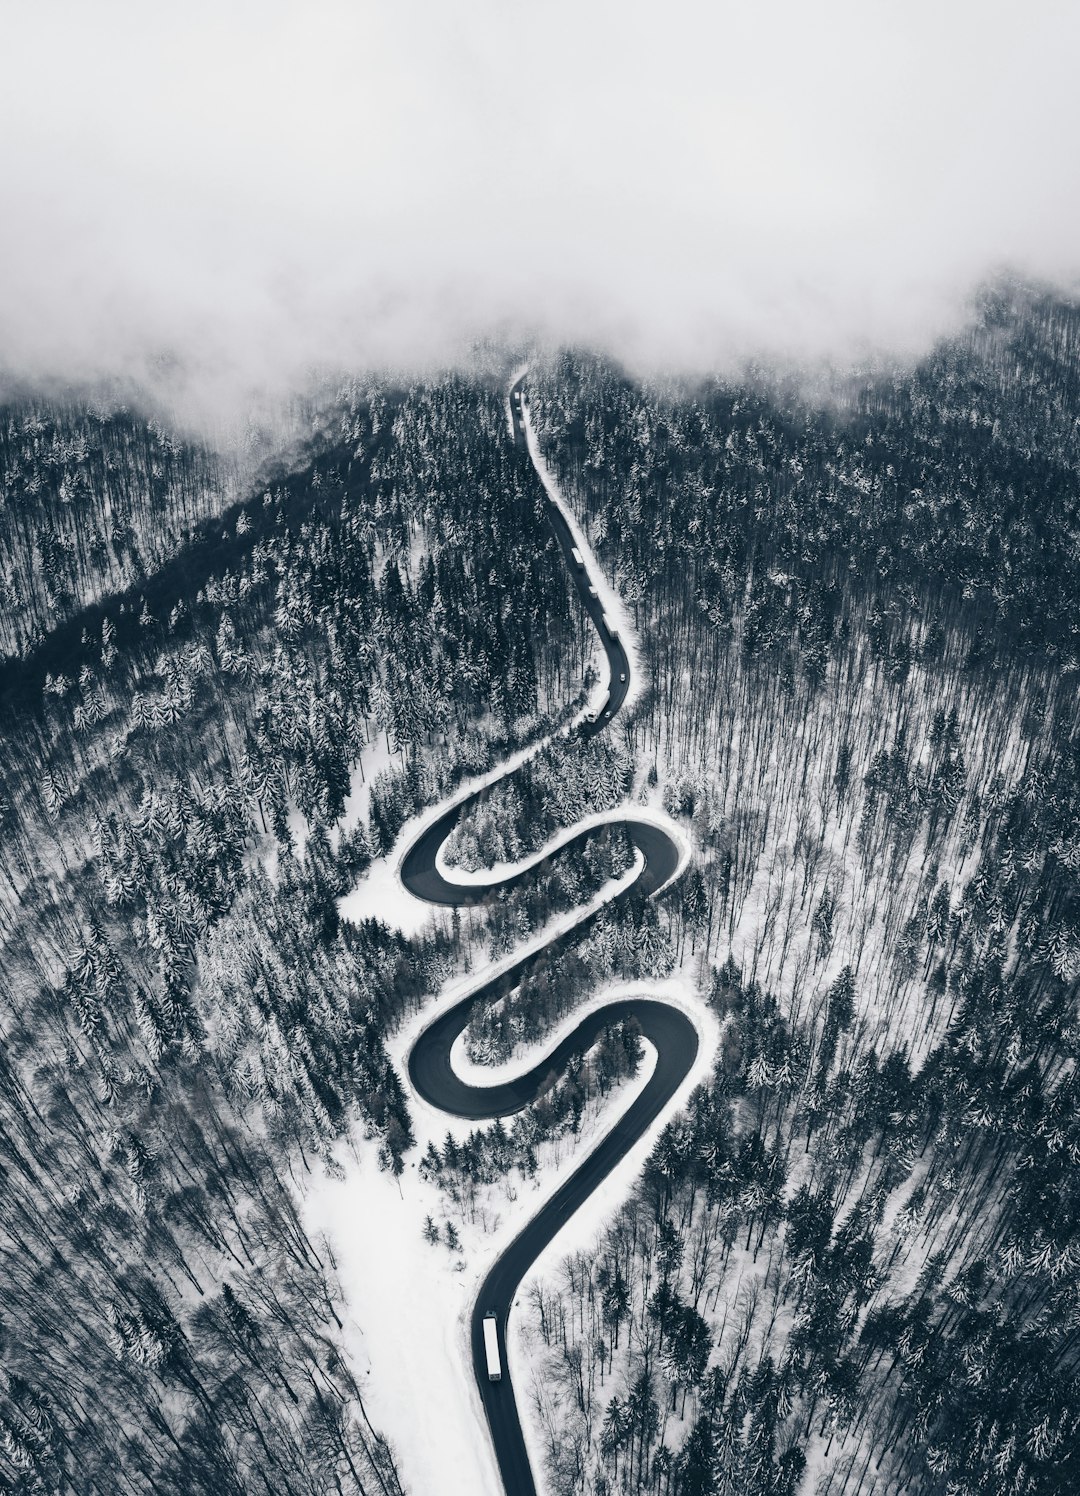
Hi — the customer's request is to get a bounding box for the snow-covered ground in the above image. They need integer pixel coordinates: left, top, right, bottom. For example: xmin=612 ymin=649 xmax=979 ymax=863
xmin=299 ymin=964 xmax=718 ymax=1496
xmin=301 ymin=1130 xmax=509 ymax=1496
xmin=301 ymin=396 xmax=718 ymax=1496
xmin=337 ymin=840 xmax=441 ymax=940
xmin=336 ymin=732 xmax=398 ymax=842
xmin=285 ymin=802 xmax=310 ymax=867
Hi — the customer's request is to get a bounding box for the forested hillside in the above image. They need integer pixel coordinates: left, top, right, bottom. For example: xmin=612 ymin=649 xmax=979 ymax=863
xmin=4 ymin=284 xmax=1080 ymax=1496
xmin=0 ymin=369 xmax=589 ymax=1493
xmin=501 ymin=284 xmax=1080 ymax=1494
xmin=0 ymin=391 xmax=237 ymax=663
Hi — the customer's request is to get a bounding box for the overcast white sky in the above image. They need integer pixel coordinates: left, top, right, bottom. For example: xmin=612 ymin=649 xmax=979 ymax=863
xmin=2 ymin=0 xmax=1079 ymax=414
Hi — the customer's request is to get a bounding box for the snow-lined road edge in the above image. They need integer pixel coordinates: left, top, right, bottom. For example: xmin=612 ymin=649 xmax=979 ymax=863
xmin=392 ymin=371 xmax=711 ymax=1496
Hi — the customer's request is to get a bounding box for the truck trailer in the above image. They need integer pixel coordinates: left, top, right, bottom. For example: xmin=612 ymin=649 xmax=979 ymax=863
xmin=602 ymin=612 xmax=620 ymax=639
xmin=483 ymin=1312 xmax=502 ymax=1381
xmin=571 ymin=546 xmax=583 ymax=567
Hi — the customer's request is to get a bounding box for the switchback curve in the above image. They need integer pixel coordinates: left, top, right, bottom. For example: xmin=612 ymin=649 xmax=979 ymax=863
xmin=402 ymin=376 xmax=699 ymax=1496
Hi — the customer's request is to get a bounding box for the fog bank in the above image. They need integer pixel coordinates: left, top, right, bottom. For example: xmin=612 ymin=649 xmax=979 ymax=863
xmin=3 ymin=0 xmax=1079 ymax=419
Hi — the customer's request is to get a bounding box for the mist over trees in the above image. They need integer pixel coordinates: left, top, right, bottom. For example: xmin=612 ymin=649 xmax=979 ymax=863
xmin=2 ymin=281 xmax=1079 ymax=1495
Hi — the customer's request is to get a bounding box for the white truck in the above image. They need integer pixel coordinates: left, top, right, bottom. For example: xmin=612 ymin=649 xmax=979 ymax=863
xmin=571 ymin=546 xmax=583 ymax=567
xmin=602 ymin=612 xmax=620 ymax=640
xmin=483 ymin=1312 xmax=502 ymax=1382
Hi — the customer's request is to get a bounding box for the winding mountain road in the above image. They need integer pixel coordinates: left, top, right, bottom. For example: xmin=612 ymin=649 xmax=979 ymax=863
xmin=402 ymin=376 xmax=699 ymax=1496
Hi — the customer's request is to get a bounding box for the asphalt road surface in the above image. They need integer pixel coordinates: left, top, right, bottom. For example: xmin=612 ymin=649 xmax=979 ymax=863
xmin=402 ymin=376 xmax=696 ymax=1496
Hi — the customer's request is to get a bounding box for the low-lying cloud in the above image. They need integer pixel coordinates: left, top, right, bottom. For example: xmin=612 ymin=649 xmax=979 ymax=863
xmin=3 ymin=0 xmax=1079 ymax=420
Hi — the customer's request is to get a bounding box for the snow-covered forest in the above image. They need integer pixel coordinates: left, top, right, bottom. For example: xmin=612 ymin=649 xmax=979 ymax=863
xmin=2 ymin=281 xmax=1079 ymax=1496
xmin=502 ymin=285 xmax=1080 ymax=1495
xmin=0 ymin=372 xmax=591 ymax=1492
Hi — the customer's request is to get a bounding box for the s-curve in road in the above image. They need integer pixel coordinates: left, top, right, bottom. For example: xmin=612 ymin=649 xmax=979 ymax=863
xmin=401 ymin=373 xmax=699 ymax=1496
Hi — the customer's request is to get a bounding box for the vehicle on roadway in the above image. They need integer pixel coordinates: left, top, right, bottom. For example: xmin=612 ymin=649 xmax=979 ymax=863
xmin=483 ymin=1311 xmax=502 ymax=1381
xmin=620 ymin=672 xmax=626 ymax=682
xmin=587 ymin=585 xmax=598 ymax=598
xmin=571 ymin=546 xmax=583 ymax=566
xmin=602 ymin=611 xmax=619 ymax=639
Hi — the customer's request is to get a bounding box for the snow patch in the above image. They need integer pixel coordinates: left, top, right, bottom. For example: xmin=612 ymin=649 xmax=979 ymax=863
xmin=299 ymin=1139 xmax=506 ymax=1496
xmin=286 ymin=802 xmax=309 ymax=864
xmin=332 ymin=733 xmax=397 ymax=849
xmin=337 ymin=844 xmax=439 ymax=941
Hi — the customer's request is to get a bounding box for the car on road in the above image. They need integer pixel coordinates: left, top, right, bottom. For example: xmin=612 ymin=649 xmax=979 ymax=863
xmin=619 ymin=672 xmax=626 ymax=682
